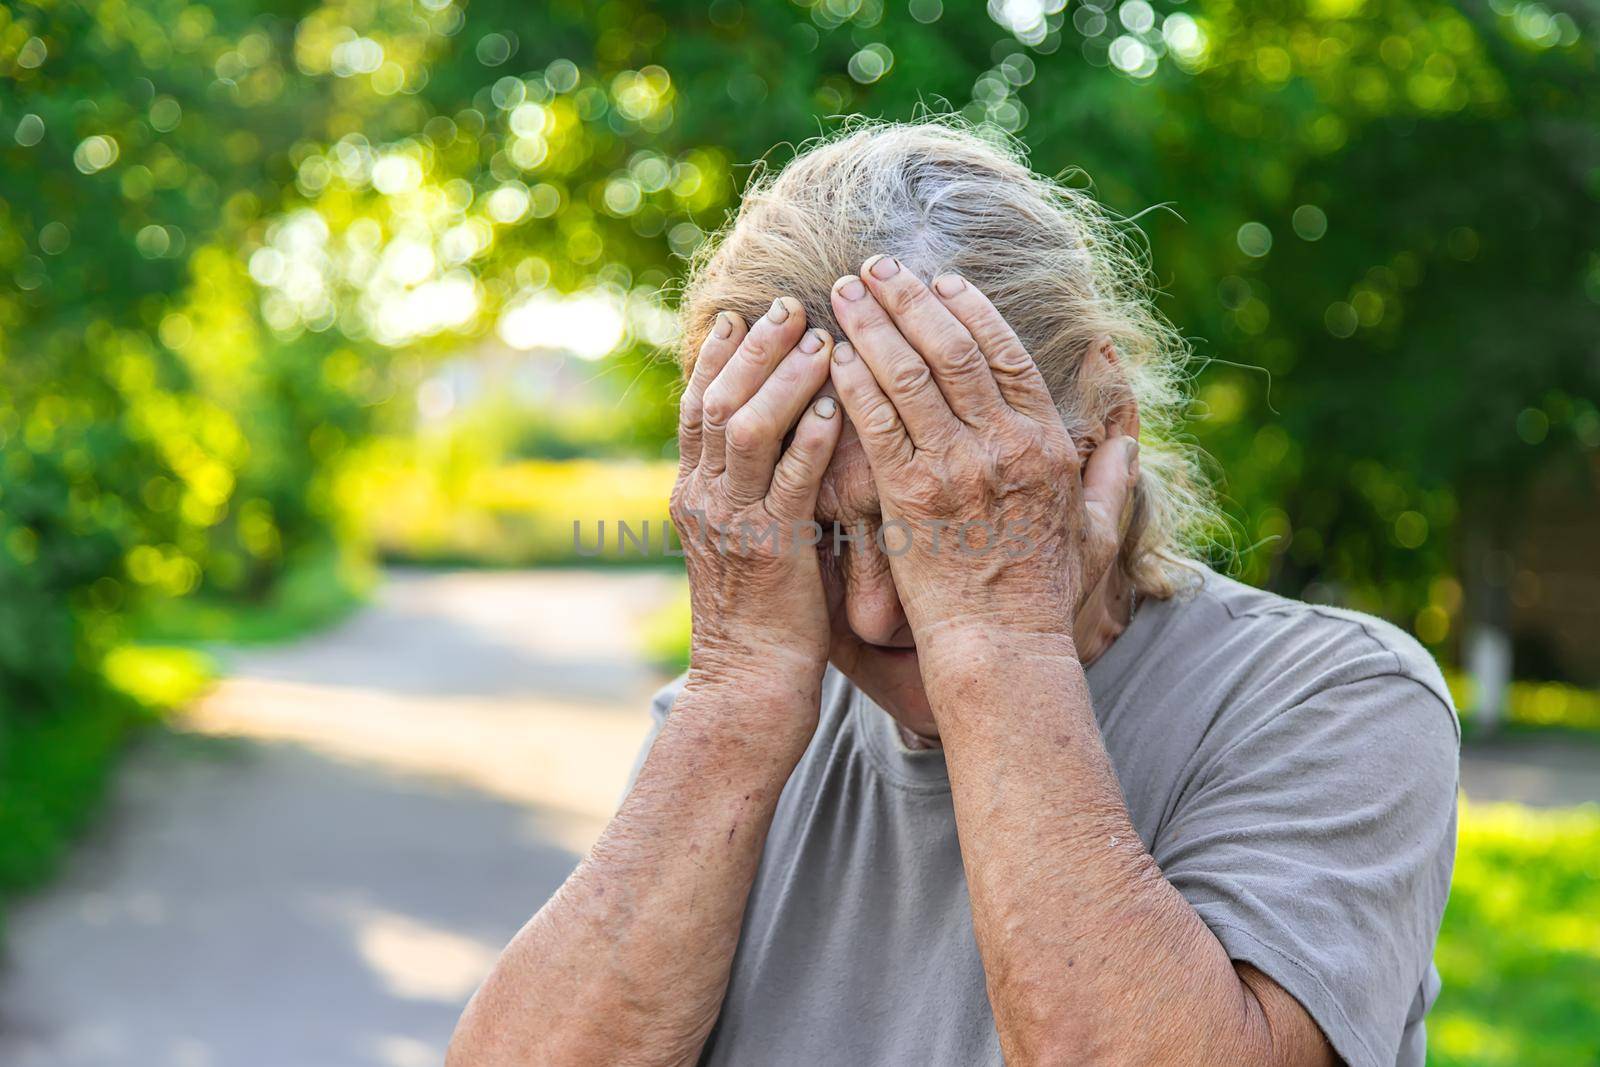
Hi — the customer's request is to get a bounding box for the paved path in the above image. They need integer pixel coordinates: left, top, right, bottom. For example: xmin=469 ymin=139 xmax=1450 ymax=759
xmin=0 ymin=567 xmax=1594 ymax=1067
xmin=1459 ymin=732 xmax=1600 ymax=809
xmin=0 ymin=569 xmax=682 ymax=1067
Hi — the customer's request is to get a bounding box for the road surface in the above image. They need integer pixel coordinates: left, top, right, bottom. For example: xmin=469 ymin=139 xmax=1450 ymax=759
xmin=0 ymin=569 xmax=681 ymax=1067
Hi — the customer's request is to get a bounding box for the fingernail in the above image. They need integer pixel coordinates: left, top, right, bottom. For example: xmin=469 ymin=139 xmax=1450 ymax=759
xmin=835 ymin=276 xmax=866 ymax=301
xmin=814 ymin=396 xmax=838 ymax=419
xmin=933 ymin=274 xmax=966 ymax=297
xmin=799 ymin=329 xmax=825 ymax=354
xmin=768 ymin=298 xmax=790 ymax=323
xmin=866 ymin=255 xmax=900 ymax=280
xmin=713 ymin=312 xmax=733 ymax=338
xmin=833 ymin=341 xmax=856 ymax=364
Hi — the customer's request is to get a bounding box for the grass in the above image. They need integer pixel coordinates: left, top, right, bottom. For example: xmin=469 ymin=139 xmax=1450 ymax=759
xmin=1430 ymin=801 xmax=1600 ymax=1065
xmin=0 ymin=648 xmax=214 ymax=910
xmin=0 ymin=550 xmax=370 ymax=934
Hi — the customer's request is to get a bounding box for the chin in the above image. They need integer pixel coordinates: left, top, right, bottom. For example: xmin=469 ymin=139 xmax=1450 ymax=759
xmin=833 ymin=644 xmax=940 ymax=739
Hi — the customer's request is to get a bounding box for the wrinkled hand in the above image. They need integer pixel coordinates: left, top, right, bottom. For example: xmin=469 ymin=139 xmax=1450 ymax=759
xmin=827 ymin=257 xmax=1138 ymax=658
xmin=672 ymin=298 xmax=842 ymax=710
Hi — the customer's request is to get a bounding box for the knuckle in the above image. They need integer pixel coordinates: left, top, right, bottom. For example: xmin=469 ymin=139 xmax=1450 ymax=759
xmin=701 ymin=387 xmax=733 ymax=427
xmin=966 ymin=300 xmax=1006 ymax=331
xmin=862 ymin=314 xmax=903 ymax=347
xmin=768 ymin=353 xmax=808 ymax=391
xmin=686 ymin=351 xmax=714 ymax=390
xmin=785 ymin=422 xmax=831 ymax=469
xmin=951 ymin=337 xmax=986 ymax=371
xmin=668 ymin=487 xmax=700 ymax=527
xmin=768 ymin=461 xmax=807 ymax=503
xmin=784 ymin=424 xmax=820 ymax=462
xmin=981 ymin=449 xmax=1012 ymax=485
xmin=745 ymin=323 xmax=790 ymax=362
xmin=698 ymin=329 xmax=727 ymax=359
xmin=698 ymin=497 xmax=733 ymax=529
xmin=977 ymin=307 xmax=1013 ymax=338
xmin=990 ymin=342 xmax=1036 ymax=376
xmin=1046 ymin=430 xmax=1076 ymax=465
xmin=678 ymin=394 xmax=704 ymax=430
xmin=725 ymin=409 xmax=766 ymax=453
xmin=888 ymin=359 xmax=933 ymax=396
xmin=883 ymin=280 xmax=927 ymax=316
xmin=860 ymin=398 xmax=902 ymax=438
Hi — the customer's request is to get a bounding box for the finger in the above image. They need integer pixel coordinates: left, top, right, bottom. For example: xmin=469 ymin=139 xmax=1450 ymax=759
xmin=724 ymin=328 xmax=834 ymax=505
xmin=701 ymin=297 xmax=807 ymax=476
xmin=858 ymin=254 xmax=1006 ymax=425
xmin=679 ymin=311 xmax=747 ymax=473
xmin=929 ymin=274 xmax=1059 ymax=422
xmin=829 ymin=337 xmax=915 ymax=475
xmin=766 ymin=394 xmax=844 ymax=522
xmin=831 ymin=274 xmax=961 ymax=450
xmin=1082 ymin=432 xmax=1139 ymax=571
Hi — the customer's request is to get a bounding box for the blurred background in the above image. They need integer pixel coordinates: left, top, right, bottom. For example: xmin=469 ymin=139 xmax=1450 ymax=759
xmin=1 ymin=0 xmax=1597 ymax=1063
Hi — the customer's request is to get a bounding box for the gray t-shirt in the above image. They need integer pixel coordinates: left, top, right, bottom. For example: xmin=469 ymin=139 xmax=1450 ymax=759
xmin=630 ymin=568 xmax=1459 ymax=1067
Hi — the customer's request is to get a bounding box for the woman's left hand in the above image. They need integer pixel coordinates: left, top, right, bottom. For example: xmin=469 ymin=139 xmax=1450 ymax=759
xmin=827 ymin=256 xmax=1139 ymax=664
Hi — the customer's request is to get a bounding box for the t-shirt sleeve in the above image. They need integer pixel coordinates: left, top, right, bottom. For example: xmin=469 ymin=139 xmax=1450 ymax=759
xmin=1149 ymin=672 xmax=1459 ymax=1067
xmin=619 ymin=672 xmax=688 ymax=803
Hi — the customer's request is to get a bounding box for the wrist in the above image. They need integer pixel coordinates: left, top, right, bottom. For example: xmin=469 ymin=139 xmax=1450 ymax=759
xmin=644 ymin=686 xmax=813 ymax=822
xmin=906 ymin=581 xmax=1076 ymax=654
xmin=916 ymin=619 xmax=1079 ymax=673
xmin=689 ymin=626 xmax=827 ymax=681
xmin=915 ymin=625 xmax=1082 ymax=724
xmin=678 ymin=662 xmax=824 ymax=760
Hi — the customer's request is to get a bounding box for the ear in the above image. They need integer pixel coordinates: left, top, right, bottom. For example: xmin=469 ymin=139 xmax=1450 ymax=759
xmin=1076 ymin=339 xmax=1141 ymax=444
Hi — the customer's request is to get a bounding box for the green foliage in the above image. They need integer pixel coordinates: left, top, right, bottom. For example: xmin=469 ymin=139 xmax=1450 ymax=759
xmin=0 ymin=0 xmax=389 ymax=717
xmin=1431 ymin=801 xmax=1600 ymax=1065
xmin=0 ymin=685 xmax=135 ymax=902
xmin=101 ymin=645 xmax=217 ymax=711
xmin=131 ymin=545 xmax=371 ymax=645
xmin=0 ymin=649 xmax=213 ymax=912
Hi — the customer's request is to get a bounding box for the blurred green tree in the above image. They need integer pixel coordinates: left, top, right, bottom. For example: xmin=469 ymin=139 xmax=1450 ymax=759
xmin=2 ymin=0 xmax=1596 ymax=745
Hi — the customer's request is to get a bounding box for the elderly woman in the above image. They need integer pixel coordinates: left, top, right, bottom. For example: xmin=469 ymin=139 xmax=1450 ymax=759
xmin=449 ymin=122 xmax=1458 ymax=1067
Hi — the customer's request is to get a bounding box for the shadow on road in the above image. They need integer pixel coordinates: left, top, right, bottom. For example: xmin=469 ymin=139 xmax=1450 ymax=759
xmin=1 ymin=731 xmax=582 ymax=1067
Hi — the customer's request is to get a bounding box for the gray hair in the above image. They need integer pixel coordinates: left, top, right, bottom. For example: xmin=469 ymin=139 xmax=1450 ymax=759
xmin=678 ymin=118 xmax=1212 ymax=600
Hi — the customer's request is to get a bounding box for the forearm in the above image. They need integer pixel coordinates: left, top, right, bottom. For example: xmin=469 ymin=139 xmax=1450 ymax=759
xmin=448 ymin=680 xmax=812 ymax=1067
xmin=929 ymin=635 xmax=1314 ymax=1066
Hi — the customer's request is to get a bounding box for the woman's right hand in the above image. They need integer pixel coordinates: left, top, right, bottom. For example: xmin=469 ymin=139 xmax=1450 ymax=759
xmin=671 ymin=297 xmax=842 ymax=732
